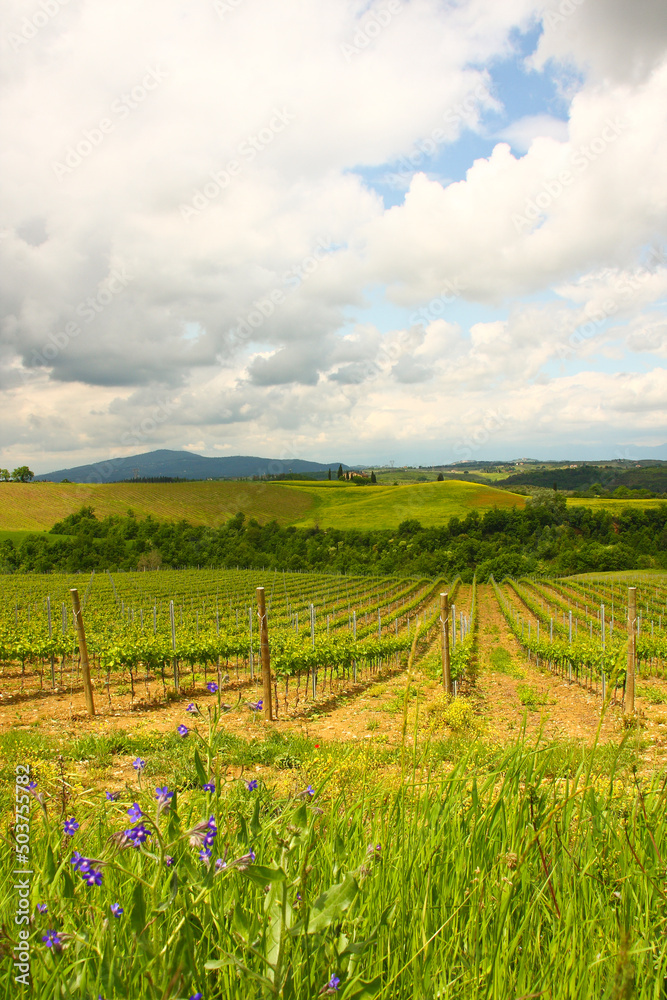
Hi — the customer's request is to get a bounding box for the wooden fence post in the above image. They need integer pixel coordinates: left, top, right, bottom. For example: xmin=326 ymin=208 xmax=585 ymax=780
xmin=626 ymin=587 xmax=636 ymax=714
xmin=70 ymin=589 xmax=95 ymax=717
xmin=440 ymin=592 xmax=451 ymax=695
xmin=256 ymin=587 xmax=273 ymax=721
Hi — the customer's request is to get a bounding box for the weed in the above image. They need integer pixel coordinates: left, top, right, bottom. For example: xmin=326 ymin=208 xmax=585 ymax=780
xmin=517 ymin=684 xmax=551 ymax=709
xmin=488 ymin=646 xmax=524 ymax=678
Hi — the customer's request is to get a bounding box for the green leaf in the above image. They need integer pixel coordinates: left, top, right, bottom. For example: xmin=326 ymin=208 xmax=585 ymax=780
xmin=45 ymin=845 xmax=56 ymax=881
xmin=341 ymin=974 xmax=383 ymax=999
xmin=193 ymin=749 xmax=207 ymax=786
xmin=131 ymin=881 xmax=146 ymax=936
xmin=250 ymin=794 xmax=261 ymax=838
xmin=241 ymin=864 xmax=286 ymax=887
xmin=296 ymin=874 xmax=358 ymax=935
xmin=61 ymin=869 xmax=75 ymax=899
xmin=232 ymin=905 xmax=251 ymax=942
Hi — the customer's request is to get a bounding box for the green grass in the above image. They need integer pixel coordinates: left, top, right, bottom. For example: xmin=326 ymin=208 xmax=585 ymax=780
xmin=488 ymin=646 xmax=525 ymax=678
xmin=2 ymin=733 xmax=664 ymax=998
xmin=280 ymin=479 xmax=526 ymax=530
xmin=516 ymin=683 xmax=551 ymax=709
xmin=637 ymin=684 xmax=667 ymax=705
xmin=568 ymin=497 xmax=667 ymax=513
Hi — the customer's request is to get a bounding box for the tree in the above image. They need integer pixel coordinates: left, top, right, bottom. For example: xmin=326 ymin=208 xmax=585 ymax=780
xmin=337 ymin=464 xmax=343 ymax=479
xmin=0 ymin=469 xmax=10 ymax=482
xmin=370 ymin=471 xmax=376 ymax=483
xmin=11 ymin=466 xmax=34 ymax=482
xmin=327 ymin=468 xmax=332 ymax=480
xmin=437 ymin=473 xmax=444 ymax=482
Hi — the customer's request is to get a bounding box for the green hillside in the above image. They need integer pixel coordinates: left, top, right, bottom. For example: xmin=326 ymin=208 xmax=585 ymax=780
xmin=278 ymin=479 xmax=526 ymax=529
xmin=0 ymin=478 xmax=527 ymax=534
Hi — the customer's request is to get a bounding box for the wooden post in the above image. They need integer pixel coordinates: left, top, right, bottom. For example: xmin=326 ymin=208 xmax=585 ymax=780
xmin=626 ymin=587 xmax=636 ymax=714
xmin=70 ymin=589 xmax=95 ymax=717
xmin=170 ymin=600 xmax=179 ymax=693
xmin=256 ymin=587 xmax=273 ymax=721
xmin=440 ymin=592 xmax=451 ymax=695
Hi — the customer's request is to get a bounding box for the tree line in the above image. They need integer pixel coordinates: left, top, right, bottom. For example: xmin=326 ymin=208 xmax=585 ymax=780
xmin=1 ymin=495 xmax=666 ymax=578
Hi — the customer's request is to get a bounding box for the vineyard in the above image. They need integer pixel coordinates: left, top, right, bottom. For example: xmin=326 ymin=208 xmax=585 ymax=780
xmin=2 ymin=568 xmax=667 ymax=998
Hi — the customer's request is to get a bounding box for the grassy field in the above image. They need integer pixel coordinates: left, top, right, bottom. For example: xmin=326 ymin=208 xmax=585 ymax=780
xmin=568 ymin=497 xmax=667 ymax=512
xmin=0 ymin=479 xmax=526 ymax=533
xmin=282 ymin=479 xmax=526 ymax=529
xmin=0 ymin=481 xmax=314 ymax=531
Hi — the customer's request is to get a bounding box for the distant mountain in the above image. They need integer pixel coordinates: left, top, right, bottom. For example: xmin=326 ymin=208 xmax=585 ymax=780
xmin=35 ymin=450 xmax=353 ymax=484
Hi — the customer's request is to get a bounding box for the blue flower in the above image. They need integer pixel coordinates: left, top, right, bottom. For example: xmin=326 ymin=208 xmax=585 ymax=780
xmin=322 ymin=975 xmax=341 ymax=993
xmin=248 ymin=699 xmax=263 ymax=712
xmin=199 ymin=847 xmax=212 ymax=862
xmin=81 ymin=868 xmax=103 ymax=886
xmin=202 ymin=781 xmax=215 ymax=793
xmin=63 ymin=817 xmax=79 ymax=836
xmin=246 ymin=779 xmax=258 ymax=791
xmin=177 ymin=724 xmax=189 ymax=738
xmin=215 ymin=858 xmax=227 ymax=871
xmin=186 ymin=702 xmax=197 ymax=713
xmin=125 ymin=824 xmax=151 ymax=847
xmin=127 ymin=803 xmax=143 ymax=823
xmin=110 ymin=903 xmax=124 ymax=917
xmin=36 ymin=903 xmax=47 ymax=914
xmin=155 ymin=786 xmax=173 ymax=806
xmin=165 ymin=855 xmax=174 ymax=867
xmin=105 ymin=791 xmax=120 ymax=801
xmin=189 ymin=993 xmax=203 ymax=1000
xmin=42 ymin=930 xmax=61 ymax=949
xmin=70 ymin=851 xmax=89 ymax=872
xmin=207 ymin=681 xmax=218 ymax=693
xmin=132 ymin=758 xmax=145 ymax=771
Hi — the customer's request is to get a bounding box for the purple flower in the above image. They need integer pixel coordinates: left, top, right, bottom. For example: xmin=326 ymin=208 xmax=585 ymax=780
xmin=27 ymin=780 xmax=37 ymax=791
xmin=246 ymin=779 xmax=258 ymax=791
xmin=132 ymin=758 xmax=145 ymax=771
xmin=248 ymin=699 xmax=263 ymax=712
xmin=228 ymin=850 xmax=255 ymax=870
xmin=202 ymin=781 xmax=215 ymax=793
xmin=81 ymin=868 xmax=103 ymax=886
xmin=322 ymin=975 xmax=341 ymax=993
xmin=215 ymin=858 xmax=227 ymax=871
xmin=155 ymin=786 xmax=173 ymax=807
xmin=186 ymin=702 xmax=198 ymax=714
xmin=42 ymin=930 xmax=61 ymax=949
xmin=127 ymin=803 xmax=143 ymax=823
xmin=177 ymin=724 xmax=189 ymax=738
xmin=199 ymin=846 xmax=212 ymax=862
xmin=37 ymin=903 xmax=47 ymax=914
xmin=70 ymin=851 xmax=89 ymax=872
xmin=110 ymin=903 xmax=124 ymax=917
xmin=165 ymin=855 xmax=174 ymax=867
xmin=105 ymin=791 xmax=120 ymax=801
xmin=190 ymin=993 xmax=203 ymax=1000
xmin=125 ymin=824 xmax=151 ymax=847
xmin=63 ymin=817 xmax=79 ymax=836
xmin=207 ymin=682 xmax=218 ymax=693
xmin=366 ymin=843 xmax=381 ymax=858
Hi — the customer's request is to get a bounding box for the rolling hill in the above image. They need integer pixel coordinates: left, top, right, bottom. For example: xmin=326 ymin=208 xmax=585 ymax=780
xmin=0 ymin=478 xmax=527 ymax=533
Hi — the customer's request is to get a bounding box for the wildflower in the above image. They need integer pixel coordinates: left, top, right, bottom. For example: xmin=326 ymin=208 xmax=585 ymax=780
xmin=110 ymin=903 xmax=124 ymax=918
xmin=366 ymin=843 xmax=381 ymax=858
xmin=202 ymin=781 xmax=215 ymax=793
xmin=27 ymin=780 xmax=37 ymax=791
xmin=321 ymin=975 xmax=341 ymax=993
xmin=297 ymin=785 xmax=315 ymax=798
xmin=42 ymin=930 xmax=62 ymax=950
xmin=81 ymin=868 xmax=103 ymax=886
xmin=215 ymin=858 xmax=227 ymax=871
xmin=127 ymin=803 xmax=143 ymax=823
xmin=63 ymin=817 xmax=79 ymax=836
xmin=177 ymin=724 xmax=189 ymax=738
xmin=186 ymin=702 xmax=198 ymax=713
xmin=165 ymin=856 xmax=174 ymax=867
xmin=248 ymin=699 xmax=263 ymax=712
xmin=207 ymin=681 xmax=218 ymax=693
xmin=228 ymin=850 xmax=255 ymax=871
xmin=314 ymin=744 xmax=320 ymax=749
xmin=70 ymin=851 xmax=89 ymax=872
xmin=105 ymin=791 xmax=120 ymax=801
xmin=190 ymin=993 xmax=203 ymax=1000
xmin=203 ymin=816 xmax=218 ymax=847
xmin=199 ymin=846 xmax=212 ymax=863
xmin=125 ymin=824 xmax=151 ymax=847
xmin=155 ymin=786 xmax=173 ymax=807
xmin=132 ymin=758 xmax=145 ymax=771
xmin=37 ymin=903 xmax=47 ymax=914
xmin=246 ymin=779 xmax=258 ymax=791
xmin=188 ymin=818 xmax=217 ymax=848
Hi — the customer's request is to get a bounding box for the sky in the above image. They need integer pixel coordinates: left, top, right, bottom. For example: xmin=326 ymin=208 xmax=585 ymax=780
xmin=1 ymin=0 xmax=667 ymax=474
